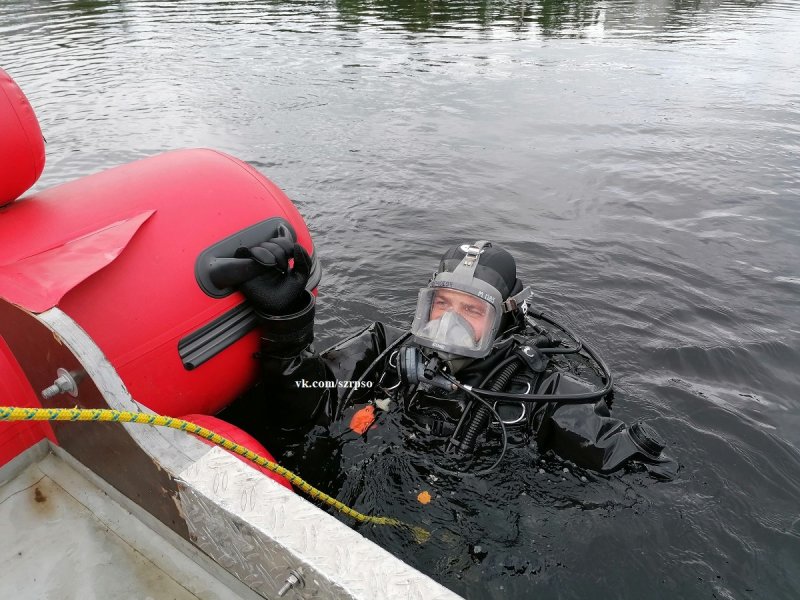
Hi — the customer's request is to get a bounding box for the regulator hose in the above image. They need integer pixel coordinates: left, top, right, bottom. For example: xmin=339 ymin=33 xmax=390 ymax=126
xmin=462 ymin=310 xmax=614 ymax=405
xmin=337 ymin=332 xmax=412 ymax=419
xmin=0 ymin=405 xmax=429 ymax=543
xmin=456 ymin=356 xmax=522 ymax=455
xmin=462 ymin=380 xmax=611 ymax=405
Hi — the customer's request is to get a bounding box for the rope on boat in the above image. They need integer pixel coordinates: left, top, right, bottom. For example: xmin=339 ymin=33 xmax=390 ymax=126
xmin=0 ymin=405 xmax=429 ymax=543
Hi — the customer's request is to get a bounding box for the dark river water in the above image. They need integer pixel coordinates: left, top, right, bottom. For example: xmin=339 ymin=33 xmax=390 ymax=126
xmin=3 ymin=1 xmax=799 ymax=598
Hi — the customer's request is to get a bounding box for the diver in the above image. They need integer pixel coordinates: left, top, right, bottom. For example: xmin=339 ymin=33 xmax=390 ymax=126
xmin=223 ymin=235 xmax=677 ymax=480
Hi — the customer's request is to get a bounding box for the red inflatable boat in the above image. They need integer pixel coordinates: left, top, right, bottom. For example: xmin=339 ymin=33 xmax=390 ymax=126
xmin=0 ymin=67 xmax=321 ymax=478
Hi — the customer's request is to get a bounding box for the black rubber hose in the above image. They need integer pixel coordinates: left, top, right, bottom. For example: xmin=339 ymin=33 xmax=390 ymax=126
xmin=447 ymin=353 xmax=517 ymax=453
xmin=336 ymin=332 xmax=412 ymax=420
xmin=457 ymin=357 xmax=521 ymax=455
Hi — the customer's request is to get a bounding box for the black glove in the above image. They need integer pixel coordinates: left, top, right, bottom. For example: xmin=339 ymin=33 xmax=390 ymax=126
xmin=236 ymin=236 xmax=315 ymax=358
xmin=236 ymin=237 xmax=312 ymax=316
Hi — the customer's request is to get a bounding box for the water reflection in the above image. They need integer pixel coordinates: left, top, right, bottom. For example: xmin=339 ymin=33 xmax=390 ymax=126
xmin=10 ymin=0 xmax=126 ymax=17
xmin=333 ymin=0 xmax=549 ymax=32
xmin=1 ymin=0 xmax=772 ymax=39
xmin=66 ymin=0 xmax=122 ymax=12
xmin=1 ymin=0 xmax=127 ymax=36
xmin=331 ymin=0 xmax=768 ymax=37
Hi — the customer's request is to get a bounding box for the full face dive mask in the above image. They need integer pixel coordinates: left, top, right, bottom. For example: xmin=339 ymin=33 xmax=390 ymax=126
xmin=410 ymin=241 xmax=530 ymax=359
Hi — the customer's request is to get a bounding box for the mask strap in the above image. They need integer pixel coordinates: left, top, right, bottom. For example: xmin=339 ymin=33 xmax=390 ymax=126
xmin=456 ymin=240 xmax=490 ymax=278
xmin=501 ymin=286 xmax=532 ymax=313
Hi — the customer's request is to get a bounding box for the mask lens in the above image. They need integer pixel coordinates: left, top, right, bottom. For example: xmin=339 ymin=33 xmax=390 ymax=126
xmin=411 ymin=288 xmax=498 ymax=358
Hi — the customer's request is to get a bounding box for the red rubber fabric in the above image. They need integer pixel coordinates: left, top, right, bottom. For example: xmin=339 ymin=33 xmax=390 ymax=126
xmin=181 ymin=413 xmax=293 ymax=490
xmin=0 ymin=334 xmax=58 ymax=468
xmin=0 ymin=149 xmax=315 ymax=418
xmin=0 ymin=68 xmax=45 ymax=206
xmin=0 ymin=210 xmax=154 ymax=312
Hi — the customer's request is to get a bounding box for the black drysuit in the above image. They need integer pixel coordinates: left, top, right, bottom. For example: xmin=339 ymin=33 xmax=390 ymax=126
xmin=229 ymin=320 xmax=676 ymax=481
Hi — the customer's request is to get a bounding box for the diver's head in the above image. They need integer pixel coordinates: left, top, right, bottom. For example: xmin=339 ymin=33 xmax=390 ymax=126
xmin=410 ymin=241 xmax=529 ymax=361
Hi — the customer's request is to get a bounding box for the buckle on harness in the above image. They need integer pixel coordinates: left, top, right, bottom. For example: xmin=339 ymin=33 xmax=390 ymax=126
xmin=502 ymin=286 xmax=532 ymax=313
xmin=462 ymin=240 xmax=491 ymax=267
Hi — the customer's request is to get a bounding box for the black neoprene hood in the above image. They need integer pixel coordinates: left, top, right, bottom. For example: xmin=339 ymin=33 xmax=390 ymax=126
xmin=437 ymin=242 xmax=523 ymax=300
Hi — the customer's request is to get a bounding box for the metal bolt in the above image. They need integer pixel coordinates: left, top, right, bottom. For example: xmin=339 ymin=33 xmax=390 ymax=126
xmin=277 ymin=570 xmax=304 ymax=597
xmin=41 ymin=368 xmax=80 ymax=399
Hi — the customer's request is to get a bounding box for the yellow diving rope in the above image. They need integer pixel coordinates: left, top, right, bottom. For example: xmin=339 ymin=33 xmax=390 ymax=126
xmin=0 ymin=405 xmax=429 ymax=542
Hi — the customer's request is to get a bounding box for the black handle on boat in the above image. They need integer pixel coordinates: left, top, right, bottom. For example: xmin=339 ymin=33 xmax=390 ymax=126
xmin=196 ymin=218 xmax=299 ymax=298
xmin=208 ymin=225 xmax=295 ymax=287
xmin=207 ymin=257 xmax=272 ymax=289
